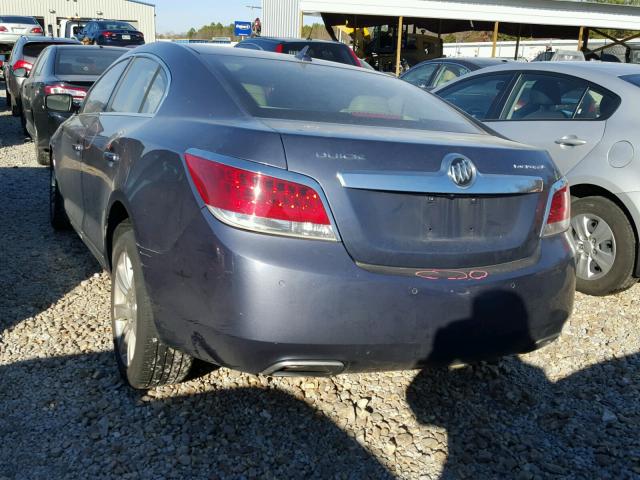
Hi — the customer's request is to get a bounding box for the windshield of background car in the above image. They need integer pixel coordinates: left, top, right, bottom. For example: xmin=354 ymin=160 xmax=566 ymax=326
xmin=282 ymin=42 xmax=356 ymax=66
xmin=0 ymin=16 xmax=38 ymax=24
xmin=97 ymin=22 xmax=136 ymax=31
xmin=620 ymin=74 xmax=640 ymax=87
xmin=55 ymin=49 xmax=124 ymax=75
xmin=208 ymin=55 xmax=484 ymax=134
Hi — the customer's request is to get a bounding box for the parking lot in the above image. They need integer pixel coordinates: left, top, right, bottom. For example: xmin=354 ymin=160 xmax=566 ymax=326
xmin=0 ymin=80 xmax=639 ymax=479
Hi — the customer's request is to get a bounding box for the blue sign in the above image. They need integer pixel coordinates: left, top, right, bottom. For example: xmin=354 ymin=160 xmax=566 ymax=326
xmin=234 ymin=21 xmax=252 ymax=36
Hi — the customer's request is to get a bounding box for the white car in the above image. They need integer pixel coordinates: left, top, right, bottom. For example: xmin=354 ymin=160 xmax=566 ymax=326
xmin=0 ymin=16 xmax=43 ymax=45
xmin=435 ymin=61 xmax=640 ymax=296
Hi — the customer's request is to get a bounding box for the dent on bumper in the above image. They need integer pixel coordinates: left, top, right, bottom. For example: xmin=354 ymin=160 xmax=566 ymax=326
xmin=139 ymin=213 xmax=576 ymax=374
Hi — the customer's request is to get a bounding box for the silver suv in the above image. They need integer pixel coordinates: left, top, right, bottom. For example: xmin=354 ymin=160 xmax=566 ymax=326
xmin=435 ymin=61 xmax=640 ymax=296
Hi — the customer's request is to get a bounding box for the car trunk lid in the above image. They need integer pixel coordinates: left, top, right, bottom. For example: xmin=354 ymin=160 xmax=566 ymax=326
xmin=269 ymin=120 xmax=557 ymax=268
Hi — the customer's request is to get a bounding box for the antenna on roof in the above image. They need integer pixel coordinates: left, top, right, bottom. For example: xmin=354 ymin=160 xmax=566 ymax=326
xmin=295 ymin=45 xmax=312 ymax=62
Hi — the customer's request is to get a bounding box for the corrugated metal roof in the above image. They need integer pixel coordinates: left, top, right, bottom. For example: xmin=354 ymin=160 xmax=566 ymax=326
xmin=298 ymin=0 xmax=640 ymax=30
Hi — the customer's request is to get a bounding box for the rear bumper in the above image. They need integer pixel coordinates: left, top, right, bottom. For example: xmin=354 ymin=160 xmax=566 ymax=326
xmin=140 ymin=211 xmax=576 ymax=375
xmin=96 ymin=38 xmax=144 ymax=47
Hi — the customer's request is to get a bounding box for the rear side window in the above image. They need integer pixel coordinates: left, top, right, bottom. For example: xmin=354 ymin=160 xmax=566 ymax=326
xmin=501 ymin=73 xmax=618 ymax=121
xmin=0 ymin=16 xmax=38 ymax=24
xmin=140 ymin=68 xmax=168 ymax=113
xmin=621 ymin=74 xmax=640 ymax=87
xmin=55 ymin=49 xmax=124 ymax=76
xmin=432 ymin=64 xmax=471 ymax=89
xmin=402 ymin=63 xmax=439 ymax=88
xmin=82 ymin=60 xmax=129 ymax=114
xmin=109 ymin=57 xmax=163 ymax=114
xmin=22 ymin=43 xmax=57 ymax=62
xmin=282 ymin=42 xmax=356 ymax=66
xmin=208 ymin=55 xmax=483 ymax=134
xmin=438 ymin=73 xmax=513 ymax=120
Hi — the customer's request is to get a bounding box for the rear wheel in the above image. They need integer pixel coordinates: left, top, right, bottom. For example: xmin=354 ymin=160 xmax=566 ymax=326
xmin=33 ymin=130 xmax=49 ymax=165
xmin=49 ymin=161 xmax=70 ymax=230
xmin=11 ymin=97 xmax=20 ymax=117
xmin=20 ymin=109 xmax=29 ymax=138
xmin=4 ymin=89 xmax=11 ymax=110
xmin=111 ymin=221 xmax=193 ymax=389
xmin=570 ymin=196 xmax=637 ymax=296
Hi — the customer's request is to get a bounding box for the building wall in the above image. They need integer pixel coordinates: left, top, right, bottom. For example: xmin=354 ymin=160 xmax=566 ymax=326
xmin=263 ymin=0 xmax=301 ymax=37
xmin=0 ymin=0 xmax=156 ymax=40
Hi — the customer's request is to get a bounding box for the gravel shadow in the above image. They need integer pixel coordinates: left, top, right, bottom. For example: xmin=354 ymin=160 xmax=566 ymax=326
xmin=0 ymin=166 xmax=100 ymax=331
xmin=0 ymin=82 xmax=29 ymax=148
xmin=0 ymin=352 xmax=393 ymax=479
xmin=408 ymin=351 xmax=640 ymax=478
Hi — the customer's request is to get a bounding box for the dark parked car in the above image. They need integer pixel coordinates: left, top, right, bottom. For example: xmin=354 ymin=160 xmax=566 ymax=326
xmin=77 ymin=20 xmax=145 ymax=47
xmin=3 ymin=36 xmax=80 ymax=117
xmin=20 ymin=45 xmax=126 ymax=164
xmin=235 ymin=37 xmax=362 ymax=67
xmin=401 ymin=57 xmax=510 ymax=91
xmin=49 ymin=42 xmax=575 ymax=389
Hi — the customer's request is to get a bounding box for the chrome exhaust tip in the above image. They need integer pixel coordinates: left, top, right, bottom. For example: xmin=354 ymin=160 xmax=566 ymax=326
xmin=261 ymin=360 xmax=345 ymax=377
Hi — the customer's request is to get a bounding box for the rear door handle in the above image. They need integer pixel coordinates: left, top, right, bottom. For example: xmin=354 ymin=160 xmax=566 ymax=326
xmin=555 ymin=136 xmax=587 ymax=147
xmin=103 ymin=151 xmax=120 ymax=163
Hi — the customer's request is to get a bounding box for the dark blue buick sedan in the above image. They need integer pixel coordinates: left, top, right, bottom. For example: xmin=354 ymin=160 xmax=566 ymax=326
xmin=49 ymin=42 xmax=575 ymax=389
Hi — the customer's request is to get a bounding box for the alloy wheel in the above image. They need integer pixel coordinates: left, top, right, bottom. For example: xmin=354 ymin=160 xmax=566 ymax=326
xmin=571 ymin=213 xmax=616 ymax=281
xmin=113 ymin=250 xmax=137 ymax=367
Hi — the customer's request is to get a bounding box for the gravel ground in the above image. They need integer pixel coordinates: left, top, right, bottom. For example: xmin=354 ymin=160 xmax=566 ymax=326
xmin=0 ymin=84 xmax=639 ymax=480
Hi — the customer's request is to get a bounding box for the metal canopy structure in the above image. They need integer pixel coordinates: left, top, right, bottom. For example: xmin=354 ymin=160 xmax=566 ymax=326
xmin=295 ymin=0 xmax=640 ymax=72
xmin=302 ymin=0 xmax=640 ymax=32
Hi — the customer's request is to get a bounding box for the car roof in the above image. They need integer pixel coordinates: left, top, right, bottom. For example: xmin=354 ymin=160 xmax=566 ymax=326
xmin=185 ymin=42 xmax=358 ymax=66
xmin=433 ymin=60 xmax=640 ymax=92
xmin=242 ymin=37 xmax=344 ymax=45
xmin=51 ymin=44 xmax=127 ymax=52
xmin=20 ymin=36 xmax=80 ymax=44
xmin=408 ymin=56 xmax=510 ymax=71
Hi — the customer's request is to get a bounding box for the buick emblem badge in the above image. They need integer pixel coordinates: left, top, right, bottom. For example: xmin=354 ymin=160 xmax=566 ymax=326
xmin=447 ymin=156 xmax=476 ymax=188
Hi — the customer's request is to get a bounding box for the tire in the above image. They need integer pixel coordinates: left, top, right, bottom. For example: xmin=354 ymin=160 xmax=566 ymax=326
xmin=12 ymin=97 xmax=20 ymax=117
xmin=36 ymin=145 xmax=49 ymax=165
xmin=33 ymin=131 xmax=49 ymax=165
xmin=49 ymin=162 xmax=70 ymax=230
xmin=570 ymin=196 xmax=637 ymax=296
xmin=4 ymin=89 xmax=10 ymax=111
xmin=20 ymin=109 xmax=29 ymax=138
xmin=111 ymin=221 xmax=193 ymax=389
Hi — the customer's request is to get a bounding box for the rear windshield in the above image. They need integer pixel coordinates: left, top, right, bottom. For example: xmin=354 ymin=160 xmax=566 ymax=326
xmin=55 ymin=49 xmax=125 ymax=75
xmin=97 ymin=21 xmax=136 ymax=31
xmin=0 ymin=16 xmax=38 ymax=24
xmin=282 ymin=42 xmax=356 ymax=66
xmin=23 ymin=43 xmax=65 ymax=62
xmin=620 ymin=74 xmax=640 ymax=87
xmin=208 ymin=55 xmax=483 ymax=134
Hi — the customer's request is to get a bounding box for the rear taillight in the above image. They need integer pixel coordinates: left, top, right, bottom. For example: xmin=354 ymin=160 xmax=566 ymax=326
xmin=45 ymin=83 xmax=87 ymax=99
xmin=275 ymin=43 xmax=284 ymax=53
xmin=101 ymin=31 xmax=117 ymax=38
xmin=0 ymin=26 xmax=7 ymax=32
xmin=348 ymin=48 xmax=362 ymax=67
xmin=30 ymin=27 xmax=43 ymax=34
xmin=185 ymin=152 xmax=337 ymax=241
xmin=543 ymin=181 xmax=570 ymax=237
xmin=13 ymin=59 xmax=33 ymax=71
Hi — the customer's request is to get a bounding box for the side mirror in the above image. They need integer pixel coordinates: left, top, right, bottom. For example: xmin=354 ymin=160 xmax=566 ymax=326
xmin=13 ymin=67 xmax=28 ymax=78
xmin=46 ymin=94 xmax=73 ymax=112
